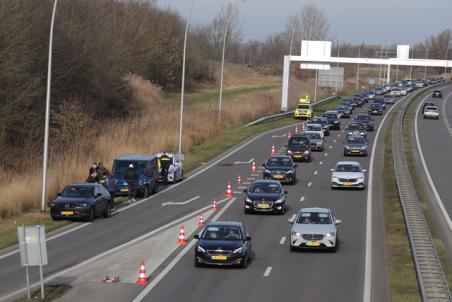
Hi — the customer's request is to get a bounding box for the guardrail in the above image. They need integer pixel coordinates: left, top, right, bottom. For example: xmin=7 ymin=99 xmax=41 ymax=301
xmin=244 ymin=95 xmax=337 ymax=127
xmin=392 ymin=88 xmax=452 ymax=301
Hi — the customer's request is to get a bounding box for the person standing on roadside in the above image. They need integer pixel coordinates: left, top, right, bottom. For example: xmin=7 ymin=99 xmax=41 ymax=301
xmin=160 ymin=152 xmax=171 ymax=184
xmin=125 ymin=164 xmax=138 ymax=202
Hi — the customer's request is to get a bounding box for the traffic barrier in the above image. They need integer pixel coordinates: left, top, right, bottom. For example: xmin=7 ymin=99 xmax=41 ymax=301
xmin=198 ymin=215 xmax=205 ymax=227
xmin=177 ymin=225 xmax=187 ymax=245
xmin=135 ymin=261 xmax=149 ymax=285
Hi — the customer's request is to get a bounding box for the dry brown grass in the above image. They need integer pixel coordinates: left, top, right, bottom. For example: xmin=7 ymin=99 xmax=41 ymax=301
xmin=0 ymin=70 xmax=328 ymax=220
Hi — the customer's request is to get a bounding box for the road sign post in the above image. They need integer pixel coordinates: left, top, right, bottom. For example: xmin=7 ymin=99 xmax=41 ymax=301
xmin=18 ymin=225 xmax=48 ymax=300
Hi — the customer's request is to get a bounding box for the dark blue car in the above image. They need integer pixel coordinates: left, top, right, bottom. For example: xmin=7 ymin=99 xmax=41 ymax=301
xmin=244 ymin=180 xmax=287 ymax=214
xmin=262 ymin=155 xmax=297 ymax=184
xmin=112 ymin=154 xmax=159 ymax=197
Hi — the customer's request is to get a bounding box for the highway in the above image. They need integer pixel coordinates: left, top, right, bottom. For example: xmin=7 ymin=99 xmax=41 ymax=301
xmin=0 ymin=95 xmax=408 ymax=302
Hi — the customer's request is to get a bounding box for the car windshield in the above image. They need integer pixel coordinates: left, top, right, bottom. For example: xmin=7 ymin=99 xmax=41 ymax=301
xmin=297 ymin=212 xmax=332 ymax=224
xmin=356 ymin=115 xmax=371 ymax=122
xmin=201 ymin=226 xmax=243 ymax=240
xmin=370 ymin=104 xmax=381 ymax=109
xmin=249 ymin=182 xmax=281 ymax=194
xmin=311 ymin=118 xmax=327 ymax=125
xmin=324 ymin=113 xmax=338 ymax=119
xmin=61 ymin=186 xmax=94 ymax=198
xmin=337 ymin=106 xmax=347 ymax=110
xmin=113 ymin=160 xmax=146 ymax=174
xmin=335 ymin=164 xmax=361 ymax=172
xmin=288 ymin=137 xmax=309 ymax=148
xmin=307 ymin=124 xmax=321 ymax=131
xmin=349 ymin=123 xmax=364 ymax=131
xmin=308 ymin=133 xmax=321 ymax=140
xmin=297 ymin=104 xmax=310 ymax=110
xmin=267 ymin=157 xmax=292 ymax=167
xmin=346 ymin=136 xmax=366 ymax=144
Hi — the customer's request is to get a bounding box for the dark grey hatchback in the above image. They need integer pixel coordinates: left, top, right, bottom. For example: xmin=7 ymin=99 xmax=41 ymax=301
xmin=50 ymin=183 xmax=113 ymax=222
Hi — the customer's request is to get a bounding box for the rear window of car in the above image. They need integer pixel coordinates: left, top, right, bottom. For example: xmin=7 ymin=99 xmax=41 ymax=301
xmin=307 ymin=124 xmax=322 ymax=131
xmin=297 ymin=212 xmax=332 ymax=224
xmin=425 ymin=107 xmax=438 ymax=111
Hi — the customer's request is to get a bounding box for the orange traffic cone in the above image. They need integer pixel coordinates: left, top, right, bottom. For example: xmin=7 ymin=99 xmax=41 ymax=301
xmin=177 ymin=225 xmax=187 ymax=245
xmin=198 ymin=215 xmax=205 ymax=227
xmin=226 ymin=182 xmax=233 ymax=197
xmin=295 ymin=126 xmax=299 ymax=134
xmin=237 ymin=175 xmax=242 ymax=184
xmin=211 ymin=200 xmax=217 ymax=211
xmin=271 ymin=144 xmax=276 ymax=155
xmin=136 ymin=261 xmax=149 ymax=285
xmin=251 ymin=161 xmax=257 ymax=173
xmin=288 ymin=130 xmax=291 ymax=139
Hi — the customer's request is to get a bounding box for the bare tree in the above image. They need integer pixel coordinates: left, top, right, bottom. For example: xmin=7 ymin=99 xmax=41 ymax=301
xmin=288 ymin=3 xmax=329 ymax=47
xmin=209 ymin=3 xmax=242 ymax=59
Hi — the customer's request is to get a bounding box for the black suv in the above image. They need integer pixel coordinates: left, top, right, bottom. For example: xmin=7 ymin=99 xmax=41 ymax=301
xmin=263 ymin=155 xmax=297 ymax=184
xmin=244 ymin=180 xmax=287 ymax=214
xmin=323 ymin=111 xmax=341 ymax=130
xmin=286 ymin=134 xmax=312 ymax=161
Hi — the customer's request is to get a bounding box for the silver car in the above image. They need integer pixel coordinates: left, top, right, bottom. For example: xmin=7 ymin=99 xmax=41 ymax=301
xmin=289 ymin=207 xmax=342 ymax=252
xmin=330 ymin=161 xmax=366 ymax=189
xmin=306 ymin=131 xmax=324 ymax=151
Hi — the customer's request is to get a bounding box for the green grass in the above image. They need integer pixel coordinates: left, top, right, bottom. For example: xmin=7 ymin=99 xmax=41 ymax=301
xmin=313 ymin=97 xmax=344 ymax=115
xmin=14 ymin=284 xmax=71 ymax=302
xmin=383 ymin=116 xmax=421 ymax=301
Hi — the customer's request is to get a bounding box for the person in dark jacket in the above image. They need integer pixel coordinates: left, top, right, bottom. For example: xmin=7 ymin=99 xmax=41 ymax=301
xmin=89 ymin=162 xmax=98 ymax=175
xmin=97 ymin=162 xmax=110 ymax=184
xmin=86 ymin=172 xmax=98 ymax=183
xmin=160 ymin=153 xmax=171 ymax=184
xmin=125 ymin=164 xmax=138 ymax=201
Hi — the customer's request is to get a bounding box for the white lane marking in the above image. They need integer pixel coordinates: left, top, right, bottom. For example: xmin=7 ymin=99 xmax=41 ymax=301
xmin=314 ymin=171 xmax=318 ymax=175
xmin=363 ymin=91 xmax=414 ymax=302
xmin=307 ymin=182 xmax=312 ymax=187
xmin=232 ymin=191 xmax=243 ymax=194
xmin=0 ymin=197 xmax=233 ymax=301
xmin=242 ymin=182 xmax=251 ymax=185
xmin=338 ymin=134 xmax=341 ymax=137
xmin=329 ymin=145 xmax=333 ymax=149
xmin=279 ymin=237 xmax=286 ymax=245
xmin=441 ymin=91 xmax=452 ymax=138
xmin=234 ymin=158 xmax=255 ymax=165
xmin=341 ymin=129 xmax=345 ymax=133
xmin=319 ymin=161 xmax=323 ymax=165
xmin=132 ymin=198 xmax=237 ymax=302
xmin=333 ymin=139 xmax=337 ymax=143
xmin=237 ymin=186 xmax=248 ymax=189
xmin=324 ymin=153 xmax=328 ymax=157
xmin=246 ymin=177 xmax=255 ymax=180
xmin=162 ymin=196 xmax=200 ymax=207
xmin=300 ymin=196 xmax=305 ymax=202
xmin=415 ymin=93 xmax=452 ymax=232
xmin=272 ymin=133 xmax=287 ymax=138
xmin=251 ymin=173 xmax=260 ymax=177
xmin=263 ymin=266 xmax=272 ymax=277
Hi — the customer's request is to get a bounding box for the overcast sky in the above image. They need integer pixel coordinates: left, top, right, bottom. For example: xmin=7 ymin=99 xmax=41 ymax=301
xmin=155 ymin=0 xmax=451 ymax=46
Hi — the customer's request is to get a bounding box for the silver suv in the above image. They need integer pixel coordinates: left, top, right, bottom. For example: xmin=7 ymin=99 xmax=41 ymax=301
xmin=289 ymin=207 xmax=341 ymax=252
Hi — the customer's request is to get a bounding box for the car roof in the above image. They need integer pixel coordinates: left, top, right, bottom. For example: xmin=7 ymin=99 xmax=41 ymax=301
xmin=267 ymin=155 xmax=292 ymax=159
xmin=336 ymin=160 xmax=361 ymax=166
xmin=66 ymin=183 xmax=99 ymax=187
xmin=251 ymin=179 xmax=281 ymax=185
xmin=290 ymin=133 xmax=309 ymax=138
xmin=206 ymin=221 xmax=243 ymax=227
xmin=116 ymin=154 xmax=157 ymax=161
xmin=300 ymin=207 xmax=330 ymax=214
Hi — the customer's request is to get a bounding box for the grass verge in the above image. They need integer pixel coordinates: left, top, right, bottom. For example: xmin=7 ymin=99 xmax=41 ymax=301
xmin=13 ymin=284 xmax=71 ymax=302
xmin=402 ymin=88 xmax=452 ymax=291
xmin=384 ymin=115 xmax=421 ymax=302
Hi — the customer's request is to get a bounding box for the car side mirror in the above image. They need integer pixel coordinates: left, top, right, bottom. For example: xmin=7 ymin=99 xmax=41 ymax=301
xmin=194 ymin=234 xmax=200 ymax=240
xmin=335 ymin=219 xmax=342 ymax=225
xmin=246 ymin=235 xmax=252 ymax=241
xmin=363 ymin=169 xmax=367 ymax=173
xmin=284 ymin=190 xmax=288 ymax=195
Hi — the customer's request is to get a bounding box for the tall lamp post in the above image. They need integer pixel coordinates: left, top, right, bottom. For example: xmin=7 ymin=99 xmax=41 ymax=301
xmin=178 ymin=0 xmax=196 ymax=155
xmin=41 ymin=0 xmax=58 ymax=212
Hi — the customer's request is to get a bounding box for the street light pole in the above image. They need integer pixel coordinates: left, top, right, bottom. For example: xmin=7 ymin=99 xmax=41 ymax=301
xmin=178 ymin=0 xmax=196 ymax=155
xmin=218 ymin=1 xmax=233 ymax=120
xmin=41 ymin=0 xmax=58 ymax=212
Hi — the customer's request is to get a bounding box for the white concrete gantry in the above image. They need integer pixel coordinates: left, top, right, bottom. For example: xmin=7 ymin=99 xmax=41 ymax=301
xmin=281 ymin=53 xmax=452 ymax=112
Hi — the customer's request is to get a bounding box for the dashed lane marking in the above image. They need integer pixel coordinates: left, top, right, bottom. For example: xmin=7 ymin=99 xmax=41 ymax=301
xmin=324 ymin=153 xmax=328 ymax=157
xmin=279 ymin=237 xmax=286 ymax=245
xmin=314 ymin=171 xmax=318 ymax=175
xmin=319 ymin=161 xmax=323 ymax=165
xmin=329 ymin=146 xmax=333 ymax=149
xmin=307 ymin=182 xmax=312 ymax=187
xmin=263 ymin=267 xmax=272 ymax=277
xmin=300 ymin=196 xmax=305 ymax=202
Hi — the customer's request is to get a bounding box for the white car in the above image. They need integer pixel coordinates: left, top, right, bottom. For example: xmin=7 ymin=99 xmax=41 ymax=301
xmin=289 ymin=207 xmax=341 ymax=252
xmin=423 ymin=106 xmax=439 ymax=120
xmin=306 ymin=123 xmax=324 ymax=138
xmin=330 ymin=161 xmax=366 ymax=189
xmin=157 ymin=152 xmax=184 ymax=183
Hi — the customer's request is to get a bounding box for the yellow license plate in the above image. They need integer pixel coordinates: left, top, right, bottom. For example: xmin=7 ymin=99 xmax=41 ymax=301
xmin=211 ymin=255 xmax=227 ymax=260
xmin=61 ymin=211 xmax=74 ymax=215
xmin=351 ymin=149 xmax=360 ymax=153
xmin=294 ymin=155 xmax=302 ymax=158
xmin=274 ymin=175 xmax=284 ymax=179
xmin=306 ymin=241 xmax=321 ymax=247
xmin=258 ymin=203 xmax=270 ymax=208
xmin=344 ymin=182 xmax=353 ymax=186
xmin=120 ymin=188 xmax=129 ymax=192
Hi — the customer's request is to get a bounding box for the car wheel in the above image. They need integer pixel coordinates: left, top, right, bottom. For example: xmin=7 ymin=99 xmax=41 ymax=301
xmin=332 ymin=239 xmax=340 ymax=253
xmin=144 ymin=185 xmax=150 ymax=198
xmin=152 ymin=181 xmax=158 ymax=194
xmin=279 ymin=205 xmax=286 ymax=215
xmin=240 ymin=255 xmax=249 ymax=268
xmin=290 ymin=244 xmax=296 ymax=252
xmin=87 ymin=207 xmax=95 ymax=222
xmin=194 ymin=257 xmax=201 ymax=267
xmin=103 ymin=202 xmax=112 ymax=218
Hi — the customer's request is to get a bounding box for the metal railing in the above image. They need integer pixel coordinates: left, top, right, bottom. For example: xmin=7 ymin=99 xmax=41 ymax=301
xmin=244 ymin=95 xmax=337 ymax=127
xmin=392 ymin=88 xmax=452 ymax=301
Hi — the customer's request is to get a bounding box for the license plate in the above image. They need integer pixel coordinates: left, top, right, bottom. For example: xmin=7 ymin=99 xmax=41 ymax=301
xmin=294 ymin=155 xmax=302 ymax=158
xmin=351 ymin=149 xmax=360 ymax=153
xmin=120 ymin=188 xmax=129 ymax=192
xmin=274 ymin=175 xmax=284 ymax=179
xmin=343 ymin=182 xmax=354 ymax=186
xmin=306 ymin=241 xmax=321 ymax=247
xmin=211 ymin=255 xmax=227 ymax=260
xmin=258 ymin=203 xmax=270 ymax=208
xmin=61 ymin=211 xmax=73 ymax=215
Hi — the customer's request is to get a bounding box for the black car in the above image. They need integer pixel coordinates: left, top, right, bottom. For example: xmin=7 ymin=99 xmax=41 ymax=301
xmin=244 ymin=180 xmax=287 ymax=214
xmin=421 ymin=102 xmax=435 ymax=113
xmin=194 ymin=221 xmax=252 ymax=268
xmin=286 ymin=134 xmax=312 ymax=161
xmin=344 ymin=135 xmax=368 ymax=156
xmin=263 ymin=155 xmax=297 ymax=184
xmin=323 ymin=111 xmax=341 ymax=130
xmin=50 ymin=183 xmax=113 ymax=221
xmin=352 ymin=96 xmax=364 ymax=107
xmin=310 ymin=117 xmax=330 ymax=136
xmin=341 ymin=99 xmax=356 ymax=110
xmin=373 ymin=97 xmax=386 ymax=110
xmin=346 ymin=122 xmax=367 ymax=138
xmin=432 ymin=90 xmax=443 ymax=98
xmin=369 ymin=103 xmax=383 ymax=115
xmin=354 ymin=114 xmax=374 ymax=131
xmin=336 ymin=105 xmax=352 ymax=118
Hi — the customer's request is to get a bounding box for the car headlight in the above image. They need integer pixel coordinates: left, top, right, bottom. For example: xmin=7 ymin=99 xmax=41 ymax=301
xmin=326 ymin=232 xmax=336 ymax=237
xmin=304 ymin=151 xmax=309 ymax=155
xmin=358 ymin=177 xmax=364 ymax=182
xmin=196 ymin=246 xmax=206 ymax=253
xmin=124 ymin=182 xmax=128 ymax=186
xmin=291 ymin=231 xmax=300 ymax=236
xmin=233 ymin=247 xmax=244 ymax=254
xmin=332 ymin=177 xmax=339 ymax=182
xmin=286 ymin=170 xmax=294 ymax=174
xmin=245 ymin=197 xmax=252 ymax=203
xmin=361 ymin=146 xmax=367 ymax=150
xmin=344 ymin=145 xmax=350 ymax=149
xmin=264 ymin=170 xmax=271 ymax=174
xmin=275 ymin=198 xmax=284 ymax=204
xmin=75 ymin=202 xmax=89 ymax=208
xmin=287 ymin=150 xmax=292 ymax=155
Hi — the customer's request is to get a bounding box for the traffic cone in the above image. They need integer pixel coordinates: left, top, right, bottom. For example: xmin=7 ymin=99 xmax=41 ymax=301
xmin=198 ymin=215 xmax=205 ymax=227
xmin=295 ymin=126 xmax=299 ymax=134
xmin=251 ymin=161 xmax=257 ymax=173
xmin=211 ymin=200 xmax=217 ymax=211
xmin=177 ymin=225 xmax=187 ymax=245
xmin=288 ymin=130 xmax=291 ymax=139
xmin=271 ymin=144 xmax=276 ymax=155
xmin=226 ymin=182 xmax=233 ymax=197
xmin=136 ymin=261 xmax=149 ymax=285
xmin=237 ymin=175 xmax=242 ymax=184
